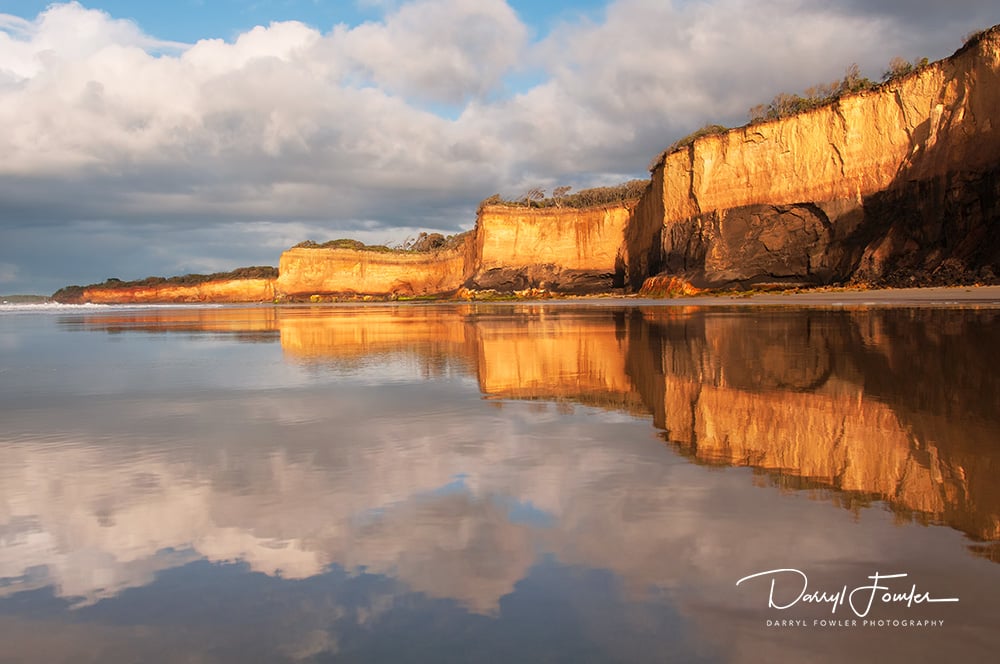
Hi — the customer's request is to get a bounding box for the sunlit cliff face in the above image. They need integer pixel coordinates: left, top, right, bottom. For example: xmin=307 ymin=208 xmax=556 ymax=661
xmin=277 ymin=242 xmax=473 ymax=299
xmin=474 ymin=205 xmax=633 ymax=272
xmin=70 ymin=279 xmax=277 ymax=304
xmin=649 ymin=31 xmax=1000 ymax=288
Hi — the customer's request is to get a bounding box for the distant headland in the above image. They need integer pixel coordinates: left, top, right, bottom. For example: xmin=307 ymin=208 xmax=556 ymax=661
xmin=53 ymin=26 xmax=1000 ymax=304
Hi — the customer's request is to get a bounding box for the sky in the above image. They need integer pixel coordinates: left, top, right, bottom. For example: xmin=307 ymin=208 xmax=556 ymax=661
xmin=1 ymin=1 xmax=999 ymax=294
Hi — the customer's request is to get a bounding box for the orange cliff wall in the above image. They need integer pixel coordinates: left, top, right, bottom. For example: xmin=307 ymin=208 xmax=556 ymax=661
xmin=651 ymin=28 xmax=1000 ymax=288
xmin=276 ymin=236 xmax=475 ymax=299
xmin=274 ymin=203 xmax=639 ymax=298
xmin=67 ymin=278 xmax=276 ymax=304
xmin=467 ymin=204 xmax=634 ymax=293
xmin=622 ymin=168 xmax=665 ymax=291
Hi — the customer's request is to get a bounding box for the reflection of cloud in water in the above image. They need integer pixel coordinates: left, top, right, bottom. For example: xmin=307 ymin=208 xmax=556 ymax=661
xmin=0 ymin=391 xmax=639 ymax=611
xmin=1 ymin=390 xmax=994 ymax=605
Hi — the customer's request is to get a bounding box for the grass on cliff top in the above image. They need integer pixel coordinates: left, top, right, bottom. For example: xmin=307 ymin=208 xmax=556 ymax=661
xmin=644 ymin=41 xmax=973 ymax=171
xmin=479 ymin=180 xmax=650 ymax=211
xmin=52 ymin=266 xmax=278 ymax=299
xmin=294 ymin=231 xmax=471 ymax=253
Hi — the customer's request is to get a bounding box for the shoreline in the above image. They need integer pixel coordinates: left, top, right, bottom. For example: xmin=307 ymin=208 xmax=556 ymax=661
xmin=625 ymin=284 xmax=1000 ymax=307
xmin=21 ymin=285 xmax=1000 ymax=309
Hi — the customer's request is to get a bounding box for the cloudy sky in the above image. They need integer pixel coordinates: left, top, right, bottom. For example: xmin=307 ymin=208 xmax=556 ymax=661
xmin=1 ymin=1 xmax=998 ymax=294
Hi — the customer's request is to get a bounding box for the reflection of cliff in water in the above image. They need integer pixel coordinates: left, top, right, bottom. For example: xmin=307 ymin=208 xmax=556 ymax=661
xmin=625 ymin=307 xmax=1000 ymax=549
xmin=278 ymin=305 xmax=479 ymax=378
xmin=64 ymin=304 xmax=1000 ymax=548
xmin=61 ymin=308 xmax=281 ymax=343
xmin=471 ymin=308 xmax=648 ymax=415
xmin=274 ymin=303 xmax=1000 ymax=548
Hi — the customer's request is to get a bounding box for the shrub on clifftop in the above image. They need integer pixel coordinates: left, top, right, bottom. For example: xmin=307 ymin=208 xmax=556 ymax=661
xmin=294 ymin=231 xmax=471 ymax=253
xmin=479 ymin=180 xmax=649 ymax=210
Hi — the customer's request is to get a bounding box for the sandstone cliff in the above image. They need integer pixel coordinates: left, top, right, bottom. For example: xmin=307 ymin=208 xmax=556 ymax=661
xmin=275 ymin=27 xmax=999 ymax=298
xmin=468 ymin=204 xmax=634 ymax=293
xmin=649 ymin=27 xmax=1000 ymax=289
xmin=276 ymin=235 xmax=475 ymax=299
xmin=57 ymin=278 xmax=277 ymax=304
xmin=273 ymin=203 xmax=636 ymax=299
xmin=52 ymin=26 xmax=1000 ymax=301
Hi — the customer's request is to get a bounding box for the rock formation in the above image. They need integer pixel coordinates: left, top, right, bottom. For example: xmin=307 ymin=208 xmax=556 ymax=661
xmin=273 ymin=203 xmax=636 ymax=300
xmin=54 ymin=277 xmax=277 ymax=304
xmin=650 ymin=27 xmax=1000 ymax=289
xmin=52 ymin=26 xmax=1000 ymax=302
xmin=277 ymin=235 xmax=475 ymax=300
xmin=275 ymin=25 xmax=1000 ymax=298
xmin=467 ymin=204 xmax=633 ymax=293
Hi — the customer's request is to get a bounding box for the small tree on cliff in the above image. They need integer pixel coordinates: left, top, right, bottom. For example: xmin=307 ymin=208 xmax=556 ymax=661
xmin=521 ymin=187 xmax=545 ymax=207
xmin=748 ymin=63 xmax=875 ymax=123
xmin=837 ymin=63 xmax=873 ymax=95
xmin=552 ymin=186 xmax=572 ymax=207
xmin=477 ymin=194 xmax=502 ymax=213
xmin=881 ymin=56 xmax=928 ymax=82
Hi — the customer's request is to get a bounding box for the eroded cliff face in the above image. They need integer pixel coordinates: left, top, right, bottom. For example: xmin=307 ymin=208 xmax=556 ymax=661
xmin=277 ymin=236 xmax=475 ymax=299
xmin=467 ymin=204 xmax=634 ymax=293
xmin=53 ymin=29 xmax=1000 ymax=302
xmin=64 ymin=278 xmax=276 ymax=304
xmin=273 ymin=204 xmax=636 ymax=298
xmin=622 ymin=168 xmax=665 ymax=291
xmin=653 ymin=28 xmax=1000 ymax=288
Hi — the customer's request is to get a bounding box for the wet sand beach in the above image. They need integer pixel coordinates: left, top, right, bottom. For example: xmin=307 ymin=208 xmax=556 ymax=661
xmin=615 ymin=285 xmax=1000 ymax=307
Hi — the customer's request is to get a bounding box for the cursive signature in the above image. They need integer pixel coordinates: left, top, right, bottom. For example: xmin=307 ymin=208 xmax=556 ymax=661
xmin=735 ymin=568 xmax=959 ymax=618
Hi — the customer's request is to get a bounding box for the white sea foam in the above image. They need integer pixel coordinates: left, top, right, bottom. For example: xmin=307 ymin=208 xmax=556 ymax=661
xmin=0 ymin=302 xmax=225 ymax=314
xmin=0 ymin=302 xmax=110 ymax=313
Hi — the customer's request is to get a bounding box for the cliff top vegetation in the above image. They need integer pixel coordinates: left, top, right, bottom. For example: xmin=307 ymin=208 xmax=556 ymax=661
xmin=52 ymin=266 xmax=278 ymax=300
xmin=293 ymin=231 xmax=471 ymax=253
xmin=478 ymin=180 xmax=649 ymax=212
xmin=646 ymin=42 xmax=974 ymax=172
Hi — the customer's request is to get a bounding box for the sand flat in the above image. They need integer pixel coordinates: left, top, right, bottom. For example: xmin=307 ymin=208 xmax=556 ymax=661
xmin=626 ymin=285 xmax=1000 ymax=307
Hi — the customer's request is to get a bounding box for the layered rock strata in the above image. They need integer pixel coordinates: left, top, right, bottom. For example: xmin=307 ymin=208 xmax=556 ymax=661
xmin=651 ymin=28 xmax=1000 ymax=288
xmin=58 ymin=278 xmax=277 ymax=304
xmin=277 ymin=235 xmax=475 ymax=299
xmin=52 ymin=27 xmax=1000 ymax=301
xmin=467 ymin=204 xmax=634 ymax=293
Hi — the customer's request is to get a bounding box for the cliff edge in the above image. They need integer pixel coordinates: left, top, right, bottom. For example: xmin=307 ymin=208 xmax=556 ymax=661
xmin=53 ymin=268 xmax=278 ymax=304
xmin=649 ymin=26 xmax=1000 ymax=289
xmin=53 ymin=26 xmax=1000 ymax=302
xmin=278 ymin=25 xmax=1000 ymax=299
